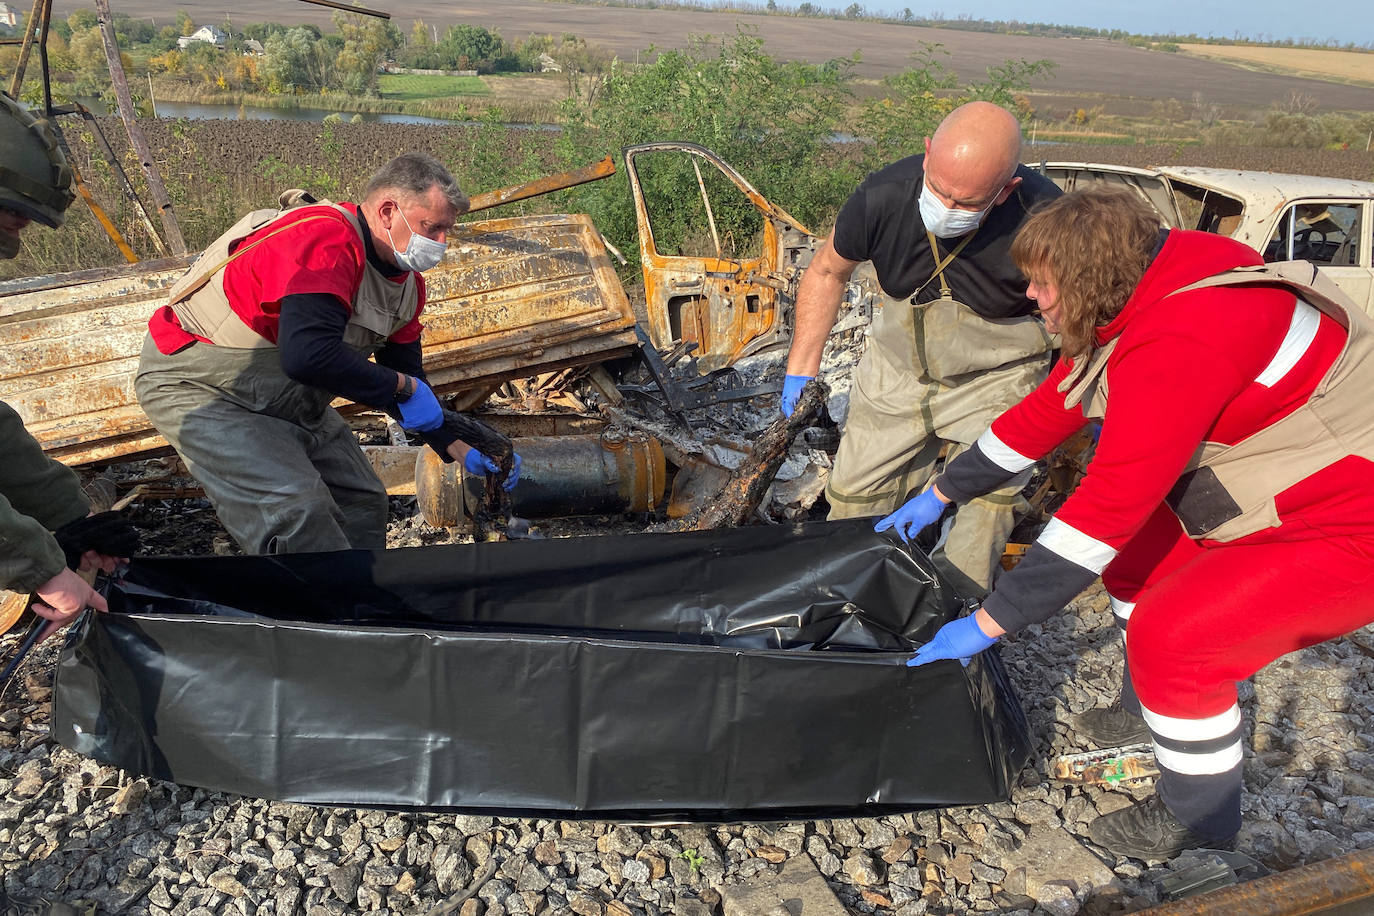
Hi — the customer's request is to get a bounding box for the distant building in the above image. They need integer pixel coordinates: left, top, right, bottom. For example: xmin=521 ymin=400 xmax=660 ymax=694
xmin=0 ymin=3 xmax=19 ymax=27
xmin=177 ymin=25 xmax=227 ymax=50
xmin=243 ymin=38 xmax=264 ymax=55
xmin=537 ymin=52 xmax=561 ymax=73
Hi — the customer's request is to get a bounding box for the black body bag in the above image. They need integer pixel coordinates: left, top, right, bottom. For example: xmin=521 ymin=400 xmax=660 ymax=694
xmin=53 ymin=518 xmax=1030 ymax=820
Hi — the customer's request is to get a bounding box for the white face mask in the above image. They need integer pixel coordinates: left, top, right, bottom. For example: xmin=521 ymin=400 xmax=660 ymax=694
xmin=387 ymin=207 xmax=446 ymax=272
xmin=918 ymin=180 xmax=990 ymax=239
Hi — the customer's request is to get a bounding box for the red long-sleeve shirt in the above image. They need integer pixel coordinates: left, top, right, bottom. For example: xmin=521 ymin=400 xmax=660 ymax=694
xmin=148 ymin=202 xmax=426 ymax=353
xmin=938 ymin=230 xmax=1369 ymax=632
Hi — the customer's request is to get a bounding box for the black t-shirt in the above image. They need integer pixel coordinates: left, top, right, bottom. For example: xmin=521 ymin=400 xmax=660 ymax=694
xmin=831 ymin=155 xmax=1061 ymax=319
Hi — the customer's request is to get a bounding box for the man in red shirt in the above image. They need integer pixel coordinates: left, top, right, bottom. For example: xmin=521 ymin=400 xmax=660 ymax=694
xmin=137 ymin=153 xmax=516 ymax=555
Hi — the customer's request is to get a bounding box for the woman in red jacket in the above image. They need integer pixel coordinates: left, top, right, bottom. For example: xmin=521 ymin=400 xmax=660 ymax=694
xmin=876 ymin=185 xmax=1374 ymax=860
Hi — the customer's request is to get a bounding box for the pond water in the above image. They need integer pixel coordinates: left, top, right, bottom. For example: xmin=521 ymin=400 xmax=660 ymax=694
xmin=85 ymin=97 xmax=460 ymax=125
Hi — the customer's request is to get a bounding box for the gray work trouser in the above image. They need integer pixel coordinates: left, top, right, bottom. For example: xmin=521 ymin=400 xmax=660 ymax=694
xmin=135 ymin=335 xmax=387 ymax=554
xmin=826 ymin=298 xmax=1052 ymax=591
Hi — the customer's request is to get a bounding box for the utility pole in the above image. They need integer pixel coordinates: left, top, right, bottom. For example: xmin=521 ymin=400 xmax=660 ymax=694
xmin=92 ymin=0 xmax=187 ymax=256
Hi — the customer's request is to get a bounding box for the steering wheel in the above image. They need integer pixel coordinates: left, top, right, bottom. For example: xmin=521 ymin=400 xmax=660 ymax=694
xmin=1291 ymin=227 xmax=1326 ymax=260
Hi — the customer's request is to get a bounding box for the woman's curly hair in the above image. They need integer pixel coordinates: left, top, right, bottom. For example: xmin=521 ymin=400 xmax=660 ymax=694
xmin=1011 ymin=185 xmax=1163 ymax=359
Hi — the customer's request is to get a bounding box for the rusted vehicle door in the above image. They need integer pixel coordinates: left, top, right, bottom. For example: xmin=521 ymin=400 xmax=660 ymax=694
xmin=624 ymin=142 xmax=819 ymax=372
xmin=1256 ymin=197 xmax=1373 ymax=314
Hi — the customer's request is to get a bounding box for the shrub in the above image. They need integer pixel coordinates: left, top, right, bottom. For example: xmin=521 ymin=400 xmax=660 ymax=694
xmin=552 ymin=29 xmax=858 ymax=274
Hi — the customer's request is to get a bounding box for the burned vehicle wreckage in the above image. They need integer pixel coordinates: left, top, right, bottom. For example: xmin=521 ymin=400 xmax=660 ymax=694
xmin=1 ymin=142 xmax=1033 ymax=816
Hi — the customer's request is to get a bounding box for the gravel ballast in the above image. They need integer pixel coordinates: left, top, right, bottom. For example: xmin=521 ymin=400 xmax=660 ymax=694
xmin=3 ymin=505 xmax=1373 ymax=916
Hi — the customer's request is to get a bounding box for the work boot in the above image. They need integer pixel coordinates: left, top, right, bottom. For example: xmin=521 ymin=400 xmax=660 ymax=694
xmin=1089 ymin=794 xmax=1236 ymax=861
xmin=1072 ymin=697 xmax=1149 ymax=748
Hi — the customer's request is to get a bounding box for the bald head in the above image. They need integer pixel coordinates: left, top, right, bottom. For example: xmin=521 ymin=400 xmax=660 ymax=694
xmin=923 ymin=102 xmax=1023 ymax=212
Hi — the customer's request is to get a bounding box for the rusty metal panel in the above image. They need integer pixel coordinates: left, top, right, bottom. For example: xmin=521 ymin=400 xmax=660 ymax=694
xmin=418 ymin=213 xmax=637 ymax=389
xmin=0 ymin=215 xmax=635 ymax=466
xmin=0 ymin=257 xmax=193 ymax=466
xmin=466 ymin=156 xmax=616 ymax=215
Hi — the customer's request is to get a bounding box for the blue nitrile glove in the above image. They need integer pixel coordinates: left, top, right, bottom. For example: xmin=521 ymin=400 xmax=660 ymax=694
xmin=781 ymin=374 xmax=814 ymax=417
xmin=873 ymin=488 xmax=947 ymax=542
xmin=464 ymin=450 xmax=523 ymax=492
xmin=396 ymin=378 xmax=443 ymax=432
xmin=907 ymin=614 xmax=999 ymax=667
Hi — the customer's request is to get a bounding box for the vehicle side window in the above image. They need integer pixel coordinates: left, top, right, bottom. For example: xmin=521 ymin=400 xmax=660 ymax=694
xmin=1265 ymin=203 xmax=1362 ymax=266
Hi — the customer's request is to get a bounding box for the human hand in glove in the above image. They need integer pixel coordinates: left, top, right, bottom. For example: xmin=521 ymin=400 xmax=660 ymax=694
xmin=780 ymin=374 xmax=814 ymax=417
xmin=395 ymin=377 xmax=444 ymax=432
xmin=464 ymin=449 xmax=523 ymax=492
xmin=53 ymin=511 xmax=139 ymax=573
xmin=874 ymin=487 xmax=948 ymax=542
xmin=907 ymin=613 xmax=999 ymax=667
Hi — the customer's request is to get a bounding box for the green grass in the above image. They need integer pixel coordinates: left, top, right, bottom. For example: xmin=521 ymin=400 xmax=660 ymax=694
xmin=378 ymin=73 xmax=490 ymax=101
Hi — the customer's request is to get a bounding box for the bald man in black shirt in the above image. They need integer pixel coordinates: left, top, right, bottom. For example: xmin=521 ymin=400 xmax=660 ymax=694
xmin=783 ymin=102 xmax=1061 ymax=593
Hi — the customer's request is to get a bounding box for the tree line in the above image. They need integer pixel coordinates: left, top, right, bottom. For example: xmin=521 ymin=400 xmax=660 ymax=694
xmin=0 ymin=10 xmax=580 ymax=101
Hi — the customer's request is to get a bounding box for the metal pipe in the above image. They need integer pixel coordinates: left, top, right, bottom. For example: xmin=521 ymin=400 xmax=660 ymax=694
xmin=65 ymin=161 xmax=138 ymax=263
xmin=1137 ymin=846 xmax=1374 ymax=915
xmin=416 ymin=433 xmax=666 ymax=528
xmin=466 ymin=156 xmax=616 ymax=214
xmin=692 ymin=157 xmax=722 ymax=259
xmin=74 ymin=103 xmax=169 ymax=256
xmin=50 ymin=123 xmax=139 ymax=263
xmin=92 ymin=0 xmax=186 ymax=256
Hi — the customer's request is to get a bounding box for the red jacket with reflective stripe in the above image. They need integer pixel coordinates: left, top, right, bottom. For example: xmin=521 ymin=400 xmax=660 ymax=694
xmin=996 ymin=230 xmax=1367 ymax=562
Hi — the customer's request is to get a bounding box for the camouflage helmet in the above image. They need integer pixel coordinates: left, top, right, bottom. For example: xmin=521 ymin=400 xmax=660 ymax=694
xmin=0 ymin=92 xmax=74 ymax=229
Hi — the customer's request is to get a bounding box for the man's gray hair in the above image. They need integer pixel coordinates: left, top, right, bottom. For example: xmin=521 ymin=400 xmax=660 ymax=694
xmin=363 ymin=152 xmax=468 ymax=213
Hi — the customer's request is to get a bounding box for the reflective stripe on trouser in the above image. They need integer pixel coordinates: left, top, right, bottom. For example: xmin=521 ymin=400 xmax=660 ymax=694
xmin=825 ymin=323 xmax=1046 ymax=590
xmin=1115 ymin=512 xmax=1374 ymax=838
xmin=135 ymin=334 xmax=388 ymax=554
xmin=1143 ymin=703 xmax=1245 ymax=840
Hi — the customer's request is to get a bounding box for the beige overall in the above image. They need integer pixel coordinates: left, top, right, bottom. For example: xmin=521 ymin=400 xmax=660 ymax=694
xmin=1060 ymin=261 xmax=1374 ymax=542
xmin=136 ymin=194 xmax=420 ymax=555
xmin=827 ymin=231 xmax=1054 ymax=591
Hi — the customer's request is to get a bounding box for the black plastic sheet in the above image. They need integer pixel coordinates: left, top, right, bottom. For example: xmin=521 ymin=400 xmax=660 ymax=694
xmin=53 ymin=518 xmax=1030 ymax=819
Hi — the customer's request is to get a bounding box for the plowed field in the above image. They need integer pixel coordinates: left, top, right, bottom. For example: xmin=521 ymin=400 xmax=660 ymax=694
xmin=50 ymin=0 xmax=1374 ymax=114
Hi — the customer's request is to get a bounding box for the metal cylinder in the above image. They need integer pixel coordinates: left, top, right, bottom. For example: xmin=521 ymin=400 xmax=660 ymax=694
xmin=416 ymin=433 xmax=666 ymax=529
xmin=361 ymin=445 xmax=422 ymax=495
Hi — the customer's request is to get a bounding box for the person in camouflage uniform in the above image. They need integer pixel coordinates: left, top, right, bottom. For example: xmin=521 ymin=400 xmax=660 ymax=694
xmin=0 ymin=92 xmax=137 ymax=640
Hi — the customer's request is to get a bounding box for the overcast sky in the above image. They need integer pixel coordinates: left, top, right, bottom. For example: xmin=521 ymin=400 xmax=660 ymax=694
xmin=853 ymin=1 xmax=1374 ymax=45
